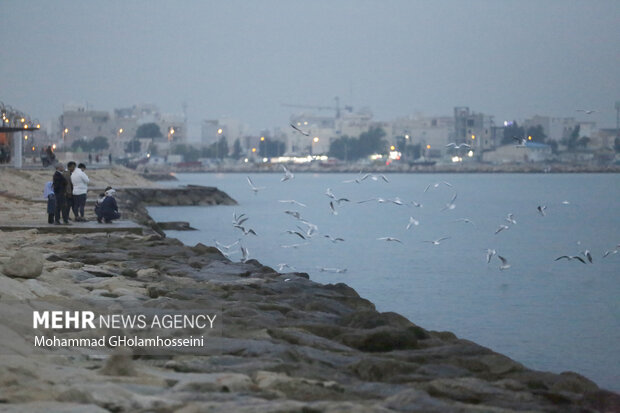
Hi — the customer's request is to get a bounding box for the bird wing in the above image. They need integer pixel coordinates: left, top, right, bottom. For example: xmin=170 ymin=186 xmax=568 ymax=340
xmin=573 ymin=256 xmax=586 ymax=264
xmin=498 ymin=255 xmax=508 ymax=265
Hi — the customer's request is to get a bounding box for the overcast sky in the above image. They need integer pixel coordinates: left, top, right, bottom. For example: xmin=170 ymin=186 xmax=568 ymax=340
xmin=2 ymin=0 xmax=619 ymax=137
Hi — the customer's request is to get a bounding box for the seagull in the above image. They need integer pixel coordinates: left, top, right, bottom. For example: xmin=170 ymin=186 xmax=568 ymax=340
xmin=486 ymin=249 xmax=497 ymax=264
xmin=284 ymin=210 xmax=302 ymax=220
xmin=285 ymin=230 xmax=307 ymax=240
xmin=318 ymin=267 xmax=348 ymax=273
xmin=215 ymin=239 xmax=240 ymax=251
xmin=234 ymin=225 xmax=257 ymax=236
xmin=576 ymin=109 xmax=596 ymax=115
xmin=246 ymin=176 xmax=265 ymax=195
xmin=581 ymin=249 xmax=593 ymax=264
xmin=454 ymin=218 xmax=476 ymax=227
xmin=232 ymin=211 xmax=247 ymax=226
xmin=299 ymin=219 xmax=319 ymax=237
xmin=361 ymin=173 xmax=389 ymax=183
xmin=357 ymin=197 xmax=386 ymax=204
xmin=603 ymin=249 xmax=618 ymax=258
xmin=498 ymin=255 xmax=511 ymax=270
xmin=441 ymin=192 xmax=458 ymax=211
xmin=281 ymin=242 xmax=309 ymax=249
xmin=555 ymin=255 xmax=586 ymax=264
xmin=495 ymin=225 xmax=509 ymax=235
xmin=335 ymin=197 xmax=351 ymax=205
xmin=388 ymin=197 xmax=405 ymax=206
xmin=329 ymin=201 xmax=338 ymax=215
xmin=324 ymin=234 xmax=345 ymax=243
xmin=342 ymin=171 xmax=367 ymax=184
xmin=406 ymin=216 xmax=420 ymax=230
xmin=410 ymin=200 xmax=423 ymax=208
xmin=290 ymin=123 xmax=310 ymax=136
xmin=277 ymin=263 xmax=295 ymax=272
xmin=424 ymin=237 xmax=450 ymax=245
xmin=377 ymin=237 xmax=403 ymax=243
xmin=446 ymin=143 xmax=472 ymax=149
xmin=325 ymin=188 xmax=336 ymax=199
xmin=278 ymin=199 xmax=307 ymax=207
xmin=505 ymin=213 xmax=517 ymax=225
xmin=281 ymin=165 xmax=294 ymax=182
xmin=561 ymin=200 xmax=571 ymax=205
xmin=240 ymin=245 xmax=249 ymax=263
xmin=537 ymin=205 xmax=547 ymax=216
xmin=424 ymin=181 xmax=452 ymax=193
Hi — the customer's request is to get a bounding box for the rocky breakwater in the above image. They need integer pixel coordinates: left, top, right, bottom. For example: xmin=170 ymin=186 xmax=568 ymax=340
xmin=116 ymin=185 xmax=236 ymax=234
xmin=0 ymin=230 xmax=617 ymax=412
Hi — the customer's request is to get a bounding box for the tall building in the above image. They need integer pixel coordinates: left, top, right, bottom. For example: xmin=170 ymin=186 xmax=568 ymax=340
xmin=454 ymin=107 xmax=495 ymax=155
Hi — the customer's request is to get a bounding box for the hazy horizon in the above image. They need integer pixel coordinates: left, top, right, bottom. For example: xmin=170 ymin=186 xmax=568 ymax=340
xmin=2 ymin=0 xmax=619 ymax=137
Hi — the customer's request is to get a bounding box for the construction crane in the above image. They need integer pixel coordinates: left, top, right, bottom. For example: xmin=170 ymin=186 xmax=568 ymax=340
xmin=282 ymin=97 xmax=342 ymax=119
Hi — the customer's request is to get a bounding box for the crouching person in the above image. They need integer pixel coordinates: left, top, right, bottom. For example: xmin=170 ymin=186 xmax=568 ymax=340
xmin=97 ymin=188 xmax=121 ymax=223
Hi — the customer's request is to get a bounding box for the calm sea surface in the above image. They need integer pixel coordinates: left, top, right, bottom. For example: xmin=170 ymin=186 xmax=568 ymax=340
xmin=148 ymin=172 xmax=620 ymax=391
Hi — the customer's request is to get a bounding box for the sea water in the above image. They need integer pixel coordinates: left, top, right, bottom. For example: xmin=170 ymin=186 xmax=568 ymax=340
xmin=148 ymin=172 xmax=620 ymax=391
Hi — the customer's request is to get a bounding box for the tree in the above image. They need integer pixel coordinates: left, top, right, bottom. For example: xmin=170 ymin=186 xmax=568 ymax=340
xmin=232 ymin=139 xmax=243 ymax=159
xmin=172 ymin=144 xmax=200 ymax=162
xmin=70 ymin=138 xmax=89 ymax=152
xmin=125 ymin=139 xmax=142 ymax=153
xmin=135 ymin=123 xmax=162 ymax=139
xmin=91 ymin=136 xmax=109 ymax=151
xmin=328 ymin=127 xmax=387 ymax=161
xmin=502 ymin=121 xmax=525 ymax=145
xmin=562 ymin=125 xmax=581 ymax=151
xmin=525 ymin=125 xmax=546 ymax=143
xmin=259 ymin=138 xmax=285 ymax=158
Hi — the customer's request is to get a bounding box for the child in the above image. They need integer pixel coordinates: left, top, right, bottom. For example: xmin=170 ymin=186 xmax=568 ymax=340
xmin=43 ymin=181 xmax=55 ymax=224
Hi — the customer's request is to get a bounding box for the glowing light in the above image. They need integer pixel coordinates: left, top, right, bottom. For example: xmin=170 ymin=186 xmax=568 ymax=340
xmin=262 ymin=157 xmax=268 ymax=163
xmin=389 ymin=151 xmax=401 ymax=160
xmin=303 ymin=121 xmax=308 ymax=125
xmin=405 ymin=134 xmax=410 ymax=140
xmin=52 ymin=144 xmax=56 ymax=150
xmin=244 ymin=158 xmax=249 ymax=163
xmin=36 ymin=124 xmax=40 ymax=128
xmin=64 ymin=128 xmax=69 ymax=133
xmin=528 ymin=136 xmax=532 ymax=140
xmin=32 ymin=146 xmax=35 ymax=151
xmin=390 ymin=145 xmax=395 ymax=150
xmin=471 ymin=135 xmax=476 ymax=140
xmin=24 ymin=135 xmax=28 ymax=140
xmin=467 ymin=150 xmax=474 ymax=157
xmin=370 ymin=154 xmax=383 ymax=160
xmin=20 ymin=118 xmax=25 ymax=123
xmin=260 ymin=136 xmax=265 ymax=141
xmin=426 ymin=144 xmax=431 ymax=149
xmin=252 ymin=147 xmax=257 ymax=153
xmin=451 ymin=156 xmax=462 ymax=163
xmin=170 ymin=128 xmax=175 ymax=134
xmin=313 ymin=137 xmax=319 ymax=143
xmin=24 ymin=124 xmax=28 ymax=129
xmin=217 ymin=128 xmax=223 ymax=134
xmin=119 ymin=128 xmax=123 ymax=134
xmin=147 ymin=153 xmax=151 ymax=158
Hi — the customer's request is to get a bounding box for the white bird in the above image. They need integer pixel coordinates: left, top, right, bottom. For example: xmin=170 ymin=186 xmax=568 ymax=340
xmin=325 ymin=188 xmax=336 ymax=199
xmin=454 ymin=218 xmax=475 ymax=226
xmin=361 ymin=173 xmax=389 ymax=183
xmin=486 ymin=248 xmax=497 ymax=264
xmin=232 ymin=211 xmax=247 ymax=226
xmin=498 ymin=255 xmax=511 ymax=270
xmin=561 ymin=200 xmax=571 ymax=205
xmin=342 ymin=171 xmax=367 ymax=184
xmin=281 ymin=165 xmax=294 ymax=182
xmin=284 ymin=210 xmax=302 ymax=220
xmin=318 ymin=267 xmax=348 ymax=273
xmin=555 ymin=255 xmax=586 ymax=264
xmin=324 ymin=234 xmax=345 ymax=243
xmin=602 ymin=249 xmax=618 ymax=258
xmin=537 ymin=205 xmax=547 ymax=216
xmin=446 ymin=143 xmax=472 ymax=149
xmin=424 ymin=181 xmax=452 ymax=192
xmin=215 ymin=239 xmax=240 ymax=251
xmin=495 ymin=225 xmax=509 ymax=235
xmin=576 ymin=109 xmax=597 ymax=115
xmin=277 ymin=263 xmax=295 ymax=272
xmin=299 ymin=219 xmax=319 ymax=237
xmin=406 ymin=216 xmax=420 ymax=230
xmin=240 ymin=245 xmax=249 ymax=263
xmin=505 ymin=213 xmax=517 ymax=225
xmin=278 ymin=199 xmax=307 ymax=207
xmin=388 ymin=197 xmax=405 ymax=205
xmin=281 ymin=242 xmax=309 ymax=249
xmin=377 ymin=237 xmax=403 ymax=243
xmin=246 ymin=176 xmax=265 ymax=194
xmin=424 ymin=237 xmax=450 ymax=245
xmin=290 ymin=123 xmax=310 ymax=136
xmin=234 ymin=225 xmax=257 ymax=236
xmin=441 ymin=192 xmax=458 ymax=211
xmin=581 ymin=249 xmax=593 ymax=264
xmin=329 ymin=201 xmax=338 ymax=215
xmin=410 ymin=200 xmax=423 ymax=208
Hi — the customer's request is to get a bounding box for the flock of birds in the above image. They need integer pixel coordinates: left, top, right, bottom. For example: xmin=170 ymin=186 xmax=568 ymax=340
xmin=213 ymin=161 xmax=619 ymax=276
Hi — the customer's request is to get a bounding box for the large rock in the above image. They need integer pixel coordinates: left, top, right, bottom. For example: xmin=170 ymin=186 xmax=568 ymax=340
xmin=1 ymin=249 xmax=43 ymax=278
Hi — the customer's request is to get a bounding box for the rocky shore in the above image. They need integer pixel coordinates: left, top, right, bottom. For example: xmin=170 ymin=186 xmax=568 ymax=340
xmin=0 ymin=167 xmax=618 ymax=412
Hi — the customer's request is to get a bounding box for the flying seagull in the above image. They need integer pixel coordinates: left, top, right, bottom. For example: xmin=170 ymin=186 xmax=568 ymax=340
xmin=576 ymin=109 xmax=597 ymax=115
xmin=537 ymin=205 xmax=547 ymax=216
xmin=329 ymin=201 xmax=338 ymax=215
xmin=318 ymin=267 xmax=348 ymax=273
xmin=406 ymin=216 xmax=420 ymax=230
xmin=240 ymin=245 xmax=249 ymax=263
xmin=454 ymin=218 xmax=475 ymax=226
xmin=495 ymin=225 xmax=510 ymax=235
xmin=581 ymin=249 xmax=593 ymax=264
xmin=285 ymin=230 xmax=307 ymax=240
xmin=278 ymin=199 xmax=307 ymax=207
xmin=446 ymin=143 xmax=472 ymax=149
xmin=281 ymin=165 xmax=294 ymax=182
xmin=498 ymin=255 xmax=511 ymax=271
xmin=441 ymin=192 xmax=458 ymax=211
xmin=284 ymin=210 xmax=302 ymax=220
xmin=290 ymin=123 xmax=310 ymax=136
xmin=324 ymin=234 xmax=345 ymax=243
xmin=246 ymin=176 xmax=266 ymax=195
xmin=505 ymin=213 xmax=517 ymax=225
xmin=486 ymin=248 xmax=497 ymax=264
xmin=377 ymin=237 xmax=403 ymax=243
xmin=410 ymin=200 xmax=423 ymax=208
xmin=234 ymin=225 xmax=257 ymax=236
xmin=555 ymin=255 xmax=586 ymax=264
xmin=424 ymin=237 xmax=450 ymax=245
xmin=277 ymin=263 xmax=295 ymax=272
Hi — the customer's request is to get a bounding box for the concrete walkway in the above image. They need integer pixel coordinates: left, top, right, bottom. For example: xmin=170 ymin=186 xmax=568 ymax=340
xmin=0 ymin=220 xmax=143 ymax=234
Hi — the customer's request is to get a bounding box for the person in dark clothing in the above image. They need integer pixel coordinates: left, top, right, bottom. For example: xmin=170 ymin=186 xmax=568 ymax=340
xmin=97 ymin=188 xmax=121 ymax=223
xmin=52 ymin=163 xmax=68 ymax=225
xmin=63 ymin=161 xmax=76 ymax=221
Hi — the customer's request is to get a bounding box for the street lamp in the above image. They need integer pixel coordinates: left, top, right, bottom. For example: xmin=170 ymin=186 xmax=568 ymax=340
xmin=260 ymin=136 xmax=265 ymax=157
xmin=312 ymin=137 xmax=319 ymax=155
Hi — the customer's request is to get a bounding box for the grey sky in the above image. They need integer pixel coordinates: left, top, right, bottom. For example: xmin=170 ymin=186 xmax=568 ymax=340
xmin=2 ymin=0 xmax=619 ymax=137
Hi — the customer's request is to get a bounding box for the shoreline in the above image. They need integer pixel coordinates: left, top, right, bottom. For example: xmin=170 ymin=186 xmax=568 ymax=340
xmin=0 ymin=167 xmax=618 ymax=412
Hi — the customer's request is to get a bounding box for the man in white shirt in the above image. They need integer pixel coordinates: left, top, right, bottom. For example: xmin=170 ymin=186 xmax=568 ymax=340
xmin=71 ymin=163 xmax=90 ymax=221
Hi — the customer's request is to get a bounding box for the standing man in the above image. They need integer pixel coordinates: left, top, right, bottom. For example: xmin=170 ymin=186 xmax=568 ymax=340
xmin=63 ymin=161 xmax=76 ymax=222
xmin=52 ymin=163 xmax=68 ymax=225
xmin=71 ymin=163 xmax=89 ymax=221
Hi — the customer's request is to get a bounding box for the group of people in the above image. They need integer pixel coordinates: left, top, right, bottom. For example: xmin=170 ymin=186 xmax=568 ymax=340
xmin=44 ymin=161 xmax=120 ymax=225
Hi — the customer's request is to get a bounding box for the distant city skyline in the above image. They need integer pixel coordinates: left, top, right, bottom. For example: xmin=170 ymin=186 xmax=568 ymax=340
xmin=2 ymin=0 xmax=619 ymax=137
